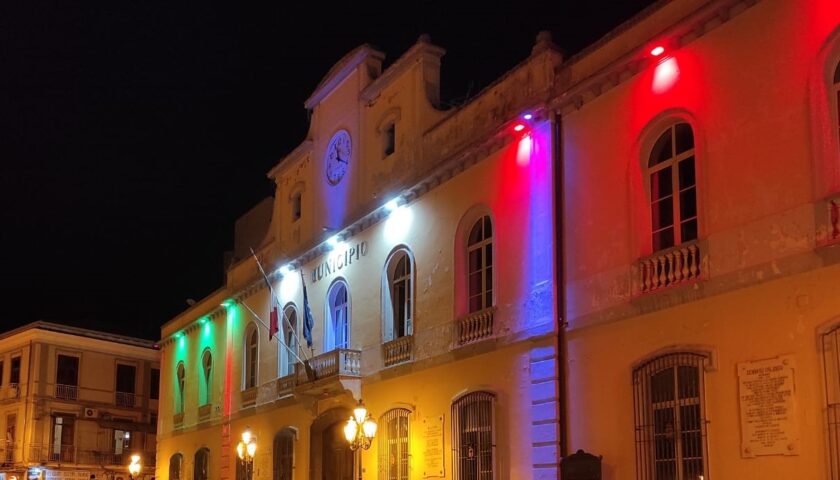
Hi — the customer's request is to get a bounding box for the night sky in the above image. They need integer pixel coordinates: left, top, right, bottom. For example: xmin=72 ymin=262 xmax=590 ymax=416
xmin=1 ymin=1 xmax=656 ymax=341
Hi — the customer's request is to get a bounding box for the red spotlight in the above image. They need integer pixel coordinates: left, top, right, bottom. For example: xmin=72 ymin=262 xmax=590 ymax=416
xmin=650 ymin=46 xmax=665 ymax=57
xmin=513 ymin=124 xmax=525 ymax=132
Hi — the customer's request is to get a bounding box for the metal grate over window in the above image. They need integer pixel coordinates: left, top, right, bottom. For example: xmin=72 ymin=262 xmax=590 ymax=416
xmin=633 ymin=352 xmax=709 ymax=480
xmin=273 ymin=428 xmax=295 ymax=480
xmin=452 ymin=391 xmax=495 ymax=480
xmin=823 ymin=326 xmax=840 ymax=479
xmin=379 ymin=408 xmax=410 ymax=480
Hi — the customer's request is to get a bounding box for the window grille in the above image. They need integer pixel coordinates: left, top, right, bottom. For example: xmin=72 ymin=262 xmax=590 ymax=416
xmin=452 ymin=392 xmax=495 ymax=480
xmin=379 ymin=408 xmax=410 ymax=480
xmin=194 ymin=447 xmax=210 ymax=480
xmin=467 ymin=216 xmax=493 ymax=313
xmin=273 ymin=428 xmax=295 ymax=480
xmin=633 ymin=352 xmax=709 ymax=480
xmin=823 ymin=326 xmax=840 ymax=479
xmin=169 ymin=453 xmax=183 ymax=480
xmin=648 ymin=123 xmax=697 ymax=252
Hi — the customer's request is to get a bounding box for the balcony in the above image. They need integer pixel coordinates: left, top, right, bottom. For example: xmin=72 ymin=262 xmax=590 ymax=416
xmin=637 ymin=240 xmax=702 ymax=294
xmin=198 ymin=404 xmax=212 ymax=422
xmin=818 ymin=194 xmax=840 ymax=247
xmin=382 ymin=335 xmax=413 ymax=366
xmin=115 ymin=391 xmax=136 ymax=408
xmin=173 ymin=412 xmax=184 ymax=428
xmin=55 ymin=384 xmax=78 ymax=401
xmin=276 ymin=374 xmax=296 ymax=397
xmin=294 ymin=349 xmax=361 ymax=398
xmin=241 ymin=387 xmax=258 ymax=407
xmin=456 ymin=307 xmax=495 ymax=345
xmin=6 ymin=383 xmax=19 ymax=400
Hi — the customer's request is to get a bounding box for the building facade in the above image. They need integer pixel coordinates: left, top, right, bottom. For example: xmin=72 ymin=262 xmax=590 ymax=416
xmin=156 ymin=0 xmax=840 ymax=479
xmin=0 ymin=322 xmax=159 ymax=480
xmin=560 ymin=0 xmax=840 ymax=479
xmin=156 ymin=34 xmax=562 ymax=480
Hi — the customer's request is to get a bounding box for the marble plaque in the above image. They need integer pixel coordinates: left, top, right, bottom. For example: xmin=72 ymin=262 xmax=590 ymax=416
xmin=422 ymin=415 xmax=445 ymax=477
xmin=738 ymin=355 xmax=799 ymax=457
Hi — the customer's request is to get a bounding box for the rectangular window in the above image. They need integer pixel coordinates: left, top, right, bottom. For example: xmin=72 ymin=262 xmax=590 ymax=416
xmin=150 ymin=368 xmax=160 ymax=400
xmin=292 ymin=193 xmax=302 ymax=222
xmin=379 ymin=409 xmax=410 ymax=480
xmin=56 ymin=355 xmax=79 ymax=386
xmin=10 ymin=357 xmax=20 ymax=385
xmin=384 ymin=123 xmax=396 ymax=157
xmin=116 ymin=364 xmax=136 ymax=394
xmin=5 ymin=414 xmax=15 ymax=463
xmin=634 ymin=353 xmax=709 ymax=480
xmin=0 ymin=360 xmax=4 ymax=386
xmin=114 ymin=429 xmax=130 ymax=455
xmin=50 ymin=415 xmax=74 ymax=462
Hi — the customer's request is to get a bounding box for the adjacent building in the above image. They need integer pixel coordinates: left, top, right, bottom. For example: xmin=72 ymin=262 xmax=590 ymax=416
xmin=0 ymin=322 xmax=160 ymax=480
xmin=156 ymin=0 xmax=840 ymax=479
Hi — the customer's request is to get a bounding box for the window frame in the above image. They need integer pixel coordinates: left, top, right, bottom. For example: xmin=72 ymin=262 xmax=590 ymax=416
xmin=169 ymin=453 xmax=183 ymax=480
xmin=325 ymin=279 xmax=350 ymax=351
xmin=633 ymin=352 xmax=710 ymax=480
xmin=646 ymin=122 xmax=698 ymax=252
xmin=150 ymin=367 xmax=160 ymax=400
xmin=451 ymin=391 xmax=496 ymax=480
xmin=378 ymin=408 xmax=411 ymax=480
xmin=201 ymin=349 xmax=212 ymax=406
xmin=279 ymin=304 xmax=298 ymax=378
xmin=194 ymin=447 xmax=210 ymax=480
xmin=382 ymin=248 xmax=414 ymax=342
xmin=466 ymin=216 xmax=494 ymax=314
xmin=243 ymin=324 xmax=259 ymax=390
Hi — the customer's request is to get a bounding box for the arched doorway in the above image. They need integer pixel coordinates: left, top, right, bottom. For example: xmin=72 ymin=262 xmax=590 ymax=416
xmin=309 ymin=407 xmax=354 ymax=480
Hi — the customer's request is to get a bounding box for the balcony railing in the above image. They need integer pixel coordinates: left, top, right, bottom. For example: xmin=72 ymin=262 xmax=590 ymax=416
xmin=638 ymin=240 xmax=702 ymax=293
xmin=457 ymin=307 xmax=495 ymax=345
xmin=115 ymin=391 xmax=136 ymax=407
xmin=7 ymin=383 xmax=19 ymax=400
xmin=173 ymin=412 xmax=184 ymax=427
xmin=198 ymin=404 xmax=212 ymax=422
xmin=276 ymin=374 xmax=296 ymax=397
xmin=241 ymin=387 xmax=258 ymax=406
xmin=55 ymin=384 xmax=78 ymax=401
xmin=295 ymin=349 xmax=361 ymax=384
xmin=46 ymin=444 xmax=75 ymax=463
xmin=382 ymin=335 xmax=413 ymax=366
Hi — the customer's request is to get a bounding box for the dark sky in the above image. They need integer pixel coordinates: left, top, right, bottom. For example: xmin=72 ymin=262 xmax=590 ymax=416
xmin=1 ymin=1 xmax=656 ymax=340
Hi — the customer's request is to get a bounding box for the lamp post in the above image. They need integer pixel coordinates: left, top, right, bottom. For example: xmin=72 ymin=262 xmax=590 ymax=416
xmin=344 ymin=400 xmax=377 ymax=480
xmin=236 ymin=427 xmax=258 ymax=480
xmin=127 ymin=453 xmax=141 ymax=480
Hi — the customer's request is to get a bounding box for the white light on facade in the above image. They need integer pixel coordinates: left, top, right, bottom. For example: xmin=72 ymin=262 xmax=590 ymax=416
xmin=384 ymin=205 xmax=413 ymax=243
xmin=385 ymin=199 xmax=400 ymax=212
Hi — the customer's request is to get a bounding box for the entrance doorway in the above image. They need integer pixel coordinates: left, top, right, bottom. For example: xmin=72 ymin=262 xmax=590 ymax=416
xmin=310 ymin=407 xmax=354 ymax=480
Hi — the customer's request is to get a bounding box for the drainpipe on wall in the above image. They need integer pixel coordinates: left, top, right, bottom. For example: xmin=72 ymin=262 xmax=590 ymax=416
xmin=550 ymin=111 xmax=568 ymax=469
xmin=22 ymin=340 xmax=34 ymax=467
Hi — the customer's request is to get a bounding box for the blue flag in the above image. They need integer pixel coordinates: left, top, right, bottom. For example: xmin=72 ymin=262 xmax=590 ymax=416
xmin=301 ymin=270 xmax=315 ymax=348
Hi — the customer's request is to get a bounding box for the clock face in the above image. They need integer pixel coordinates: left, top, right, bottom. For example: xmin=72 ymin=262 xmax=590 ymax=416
xmin=325 ymin=130 xmax=351 ymax=186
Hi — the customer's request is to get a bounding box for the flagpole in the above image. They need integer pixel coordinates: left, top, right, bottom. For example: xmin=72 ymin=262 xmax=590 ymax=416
xmin=250 ymin=248 xmax=311 ymax=361
xmin=239 ymin=298 xmax=306 ymax=366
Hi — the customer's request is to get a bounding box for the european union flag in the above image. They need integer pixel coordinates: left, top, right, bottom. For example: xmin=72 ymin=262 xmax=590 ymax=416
xmin=301 ymin=270 xmax=315 ymax=348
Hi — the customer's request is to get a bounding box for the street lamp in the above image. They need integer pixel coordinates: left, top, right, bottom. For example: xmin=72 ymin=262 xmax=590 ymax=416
xmin=344 ymin=400 xmax=377 ymax=480
xmin=236 ymin=427 xmax=258 ymax=480
xmin=128 ymin=453 xmax=142 ymax=479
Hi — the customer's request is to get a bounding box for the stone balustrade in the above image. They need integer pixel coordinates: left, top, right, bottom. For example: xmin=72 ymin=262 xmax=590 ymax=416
xmin=639 ymin=241 xmax=702 ymax=293
xmin=382 ymin=335 xmax=414 ymax=367
xmin=296 ymin=348 xmax=361 ymax=384
xmin=457 ymin=307 xmax=496 ymax=345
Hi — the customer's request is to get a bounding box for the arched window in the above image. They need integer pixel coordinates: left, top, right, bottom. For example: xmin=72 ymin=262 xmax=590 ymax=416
xmin=383 ymin=249 xmax=414 ymax=342
xmin=201 ymin=350 xmax=212 ymax=406
xmin=175 ymin=362 xmax=185 ymax=414
xmin=325 ymin=280 xmax=350 ymax=351
xmin=467 ymin=216 xmax=493 ymax=313
xmin=378 ymin=408 xmax=410 ymax=480
xmin=452 ymin=391 xmax=495 ymax=480
xmin=243 ymin=325 xmax=259 ymax=390
xmin=648 ymin=123 xmax=697 ymax=252
xmin=194 ymin=447 xmax=210 ymax=480
xmin=633 ymin=352 xmax=709 ymax=480
xmin=169 ymin=453 xmax=183 ymax=480
xmin=273 ymin=428 xmax=295 ymax=480
xmin=280 ymin=305 xmax=298 ymax=377
xmin=834 ymin=62 xmax=840 ymax=148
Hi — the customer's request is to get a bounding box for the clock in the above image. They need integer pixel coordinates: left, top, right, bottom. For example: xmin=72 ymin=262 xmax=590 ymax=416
xmin=325 ymin=129 xmax=351 ymax=185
